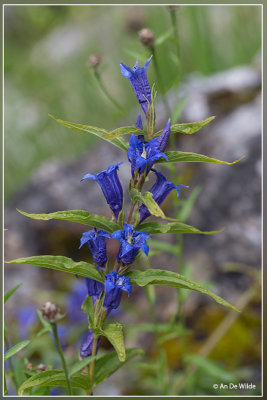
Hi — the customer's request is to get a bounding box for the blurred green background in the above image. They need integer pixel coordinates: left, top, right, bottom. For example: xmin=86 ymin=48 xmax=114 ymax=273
xmin=4 ymin=5 xmax=261 ymax=200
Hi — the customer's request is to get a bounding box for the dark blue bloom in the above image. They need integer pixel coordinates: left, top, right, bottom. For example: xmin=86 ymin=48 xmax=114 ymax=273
xmin=139 ymin=170 xmax=188 ymax=223
xmin=128 ymin=135 xmax=168 ymax=178
xmin=85 ymin=275 xmax=104 ymax=305
xmin=157 ymin=118 xmax=171 ymax=152
xmin=79 ymin=229 xmax=110 ymax=267
xmin=120 ymin=57 xmax=152 ymax=114
xmin=111 ymin=224 xmax=150 ymax=264
xmin=80 ymin=329 xmax=101 ymax=359
xmin=103 ymin=271 xmax=132 ymax=311
xmin=81 ymin=163 xmax=123 ymax=220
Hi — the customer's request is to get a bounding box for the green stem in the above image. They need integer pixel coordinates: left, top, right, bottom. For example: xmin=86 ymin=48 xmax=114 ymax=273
xmin=51 ymin=322 xmax=72 ymax=395
xmin=151 ymin=46 xmax=171 ymax=117
xmin=4 ymin=334 xmax=18 ymax=392
xmin=170 ymin=8 xmax=181 ymax=86
xmin=93 ymin=69 xmax=125 ymax=114
xmin=88 ymin=335 xmax=99 ymax=394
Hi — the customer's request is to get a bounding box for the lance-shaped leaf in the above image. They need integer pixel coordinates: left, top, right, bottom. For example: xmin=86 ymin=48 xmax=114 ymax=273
xmin=126 ymin=269 xmax=238 ymax=312
xmin=93 ymin=348 xmax=144 ymax=386
xmin=95 ymin=323 xmax=126 ymax=362
xmin=49 ymin=115 xmax=129 ymax=152
xmin=129 ymin=187 xmax=179 ymax=222
xmin=4 ymin=340 xmax=30 ymax=361
xmin=81 ymin=295 xmax=95 ymax=329
xmin=5 ymin=256 xmax=104 ymax=282
xmin=138 ymin=221 xmax=223 ymax=235
xmin=4 ymin=283 xmax=22 ymax=303
xmin=103 ymin=126 xmax=146 ymax=140
xmin=153 ymin=116 xmax=215 ymax=137
xmin=156 ymin=151 xmax=244 ymax=165
xmin=18 ymin=370 xmax=89 ymax=395
xmin=17 ymin=209 xmax=119 ymax=233
xmin=69 ymin=356 xmax=97 ymax=377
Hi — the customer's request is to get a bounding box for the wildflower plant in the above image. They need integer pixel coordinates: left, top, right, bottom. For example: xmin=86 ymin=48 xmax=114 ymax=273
xmin=5 ymin=56 xmax=243 ymax=396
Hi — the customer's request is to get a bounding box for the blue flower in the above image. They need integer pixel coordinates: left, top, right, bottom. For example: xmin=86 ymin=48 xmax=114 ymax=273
xmin=128 ymin=135 xmax=168 ymax=178
xmin=120 ymin=57 xmax=152 ymax=114
xmin=103 ymin=271 xmax=132 ymax=311
xmin=80 ymin=329 xmax=101 ymax=359
xmin=81 ymin=163 xmax=123 ymax=220
xmin=157 ymin=119 xmax=171 ymax=152
xmin=111 ymin=224 xmax=151 ymax=264
xmin=139 ymin=170 xmax=188 ymax=223
xmin=79 ymin=229 xmax=110 ymax=267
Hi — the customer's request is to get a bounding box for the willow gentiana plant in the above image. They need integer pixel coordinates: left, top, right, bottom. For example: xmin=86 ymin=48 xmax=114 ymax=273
xmin=6 ymin=56 xmax=243 ymax=396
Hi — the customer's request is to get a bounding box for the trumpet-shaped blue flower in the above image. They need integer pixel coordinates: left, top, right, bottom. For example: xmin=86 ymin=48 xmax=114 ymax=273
xmin=157 ymin=118 xmax=171 ymax=152
xmin=81 ymin=163 xmax=123 ymax=220
xmin=80 ymin=329 xmax=101 ymax=359
xmin=120 ymin=57 xmax=152 ymax=114
xmin=128 ymin=135 xmax=168 ymax=178
xmin=103 ymin=271 xmax=132 ymax=311
xmin=139 ymin=170 xmax=188 ymax=223
xmin=79 ymin=229 xmax=110 ymax=267
xmin=111 ymin=224 xmax=150 ymax=264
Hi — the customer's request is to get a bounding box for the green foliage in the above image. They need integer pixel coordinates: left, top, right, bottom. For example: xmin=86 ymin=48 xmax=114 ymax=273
xmin=17 ymin=209 xmax=120 ymax=233
xmin=130 ymin=187 xmax=178 ymax=221
xmin=4 ymin=283 xmax=22 ymax=303
xmin=126 ymin=269 xmax=238 ymax=312
xmin=36 ymin=309 xmax=52 ymax=337
xmin=96 ymin=323 xmax=126 ymax=362
xmin=81 ymin=295 xmax=95 ymax=329
xmin=69 ymin=356 xmax=97 ymax=377
xmin=93 ymin=348 xmax=144 ymax=386
xmin=157 ymin=151 xmax=244 ymax=165
xmin=138 ymin=221 xmax=223 ymax=235
xmin=6 ymin=256 xmax=104 ymax=282
xmin=103 ymin=126 xmax=146 ymax=139
xmin=4 ymin=340 xmax=30 ymax=361
xmin=49 ymin=115 xmax=129 ymax=152
xmin=154 ymin=116 xmax=215 ymax=137
xmin=18 ymin=370 xmax=89 ymax=395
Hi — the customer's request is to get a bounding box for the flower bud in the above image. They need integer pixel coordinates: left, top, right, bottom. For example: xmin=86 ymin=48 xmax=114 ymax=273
xmin=88 ymin=54 xmax=101 ymax=68
xmin=139 ymin=28 xmax=155 ymax=48
xmin=41 ymin=301 xmax=61 ymax=322
xmin=25 ymin=362 xmax=33 ymax=371
xmin=37 ymin=363 xmax=46 ymax=373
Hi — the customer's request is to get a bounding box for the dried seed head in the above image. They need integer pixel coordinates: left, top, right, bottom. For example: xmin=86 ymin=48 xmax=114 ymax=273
xmin=37 ymin=364 xmax=46 ymax=373
xmin=88 ymin=54 xmax=102 ymax=68
xmin=139 ymin=28 xmax=155 ymax=48
xmin=41 ymin=301 xmax=60 ymax=322
xmin=25 ymin=362 xmax=33 ymax=371
xmin=126 ymin=13 xmax=144 ymax=32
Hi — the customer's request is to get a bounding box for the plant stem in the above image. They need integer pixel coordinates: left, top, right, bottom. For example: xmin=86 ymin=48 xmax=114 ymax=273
xmin=151 ymin=46 xmax=171 ymax=117
xmin=127 ymin=203 xmax=136 ymax=224
xmin=169 ymin=8 xmax=181 ymax=86
xmin=51 ymin=322 xmax=72 ymax=395
xmin=4 ymin=334 xmax=18 ymax=391
xmin=93 ymin=69 xmax=125 ymax=114
xmin=88 ymin=335 xmax=99 ymax=394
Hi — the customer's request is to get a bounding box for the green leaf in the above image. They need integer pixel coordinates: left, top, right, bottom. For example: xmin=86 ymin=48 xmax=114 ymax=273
xmin=156 ymin=151 xmax=245 ymax=165
xmin=4 ymin=340 xmax=30 ymax=361
xmin=129 ymin=187 xmax=178 ymax=222
xmin=4 ymin=283 xmax=22 ymax=303
xmin=153 ymin=116 xmax=215 ymax=138
xmin=36 ymin=309 xmax=52 ymax=336
xmin=18 ymin=370 xmax=89 ymax=395
xmin=6 ymin=256 xmax=104 ymax=282
xmin=49 ymin=115 xmax=129 ymax=152
xmin=98 ymin=323 xmax=126 ymax=362
xmin=138 ymin=221 xmax=223 ymax=235
xmin=81 ymin=295 xmax=95 ymax=329
xmin=93 ymin=348 xmax=144 ymax=386
xmin=17 ymin=209 xmax=119 ymax=233
xmin=126 ymin=269 xmax=238 ymax=311
xmin=103 ymin=126 xmax=146 ymax=140
xmin=155 ymin=28 xmax=173 ymax=46
xmin=69 ymin=356 xmax=97 ymax=377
